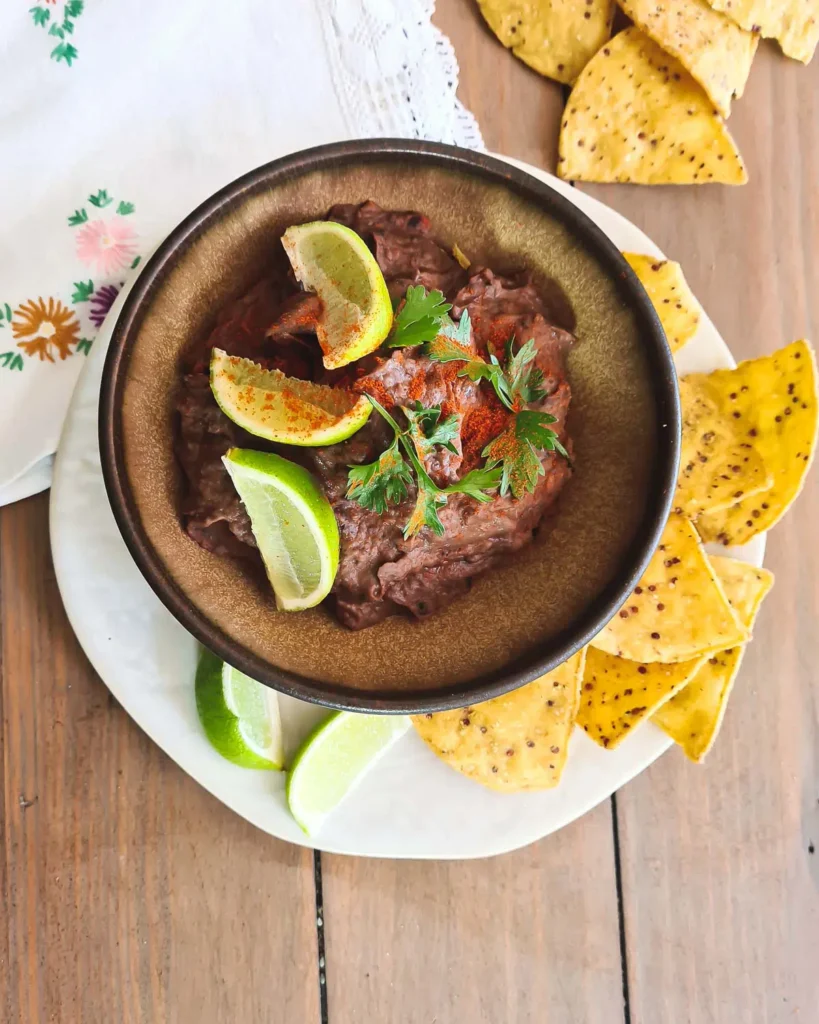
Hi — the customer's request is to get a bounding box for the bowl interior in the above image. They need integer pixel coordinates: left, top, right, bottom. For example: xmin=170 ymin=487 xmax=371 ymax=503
xmin=106 ymin=145 xmax=674 ymax=710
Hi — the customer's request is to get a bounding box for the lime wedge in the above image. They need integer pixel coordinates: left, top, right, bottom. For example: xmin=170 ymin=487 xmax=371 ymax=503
xmin=223 ymin=448 xmax=339 ymax=611
xmin=210 ymin=349 xmax=372 ymax=445
xmin=287 ymin=712 xmax=411 ymax=835
xmin=195 ymin=648 xmax=284 ymax=769
xmin=281 ymin=221 xmax=392 ymax=369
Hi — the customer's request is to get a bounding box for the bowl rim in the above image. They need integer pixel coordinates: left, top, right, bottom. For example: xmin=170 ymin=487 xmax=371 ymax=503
xmin=99 ymin=138 xmax=681 ymax=713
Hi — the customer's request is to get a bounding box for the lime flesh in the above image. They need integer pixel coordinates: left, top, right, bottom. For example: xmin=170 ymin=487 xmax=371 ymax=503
xmin=287 ymin=712 xmax=411 ymax=835
xmin=281 ymin=221 xmax=392 ymax=369
xmin=195 ymin=648 xmax=283 ymax=769
xmin=222 ymin=448 xmax=339 ymax=611
xmin=210 ymin=349 xmax=371 ymax=445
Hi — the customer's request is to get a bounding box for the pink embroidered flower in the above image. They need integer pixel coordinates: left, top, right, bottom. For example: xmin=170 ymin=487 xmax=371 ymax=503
xmin=75 ymin=218 xmax=138 ymax=275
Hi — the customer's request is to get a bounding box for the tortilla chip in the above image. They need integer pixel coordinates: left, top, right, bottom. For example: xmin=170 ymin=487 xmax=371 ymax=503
xmin=676 ymin=377 xmax=773 ymax=517
xmin=704 ymin=0 xmax=818 ymax=63
xmin=578 ymin=648 xmax=707 ymax=749
xmin=411 ymin=649 xmax=586 ymax=791
xmin=618 ymin=0 xmax=758 ymax=116
xmin=653 ymin=556 xmax=773 ymax=761
xmin=591 ymin=514 xmax=749 ymax=663
xmin=694 ymin=340 xmax=818 ymax=546
xmin=477 ymin=0 xmax=615 ymax=85
xmin=558 ymin=28 xmax=746 ymax=185
xmin=624 ymin=253 xmax=702 ymax=353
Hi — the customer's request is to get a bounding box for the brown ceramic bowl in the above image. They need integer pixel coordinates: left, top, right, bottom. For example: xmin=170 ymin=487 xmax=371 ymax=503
xmin=99 ymin=139 xmax=680 ymax=713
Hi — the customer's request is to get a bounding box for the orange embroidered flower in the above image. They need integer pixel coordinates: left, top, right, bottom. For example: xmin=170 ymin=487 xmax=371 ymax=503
xmin=12 ymin=297 xmax=80 ymax=362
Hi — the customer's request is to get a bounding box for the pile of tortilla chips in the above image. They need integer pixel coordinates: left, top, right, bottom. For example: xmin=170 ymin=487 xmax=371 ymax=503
xmin=413 ymin=274 xmax=816 ymax=789
xmin=476 ymin=0 xmax=816 ymax=186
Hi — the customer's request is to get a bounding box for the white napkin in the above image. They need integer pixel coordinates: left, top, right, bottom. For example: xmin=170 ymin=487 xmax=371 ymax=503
xmin=0 ymin=0 xmax=481 ymax=504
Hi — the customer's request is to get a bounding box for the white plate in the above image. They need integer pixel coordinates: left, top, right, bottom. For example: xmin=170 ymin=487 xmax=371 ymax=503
xmin=50 ymin=157 xmax=764 ymax=859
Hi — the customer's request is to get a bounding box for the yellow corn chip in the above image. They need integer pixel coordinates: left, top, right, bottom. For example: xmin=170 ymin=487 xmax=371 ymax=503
xmin=676 ymin=377 xmax=773 ymax=517
xmin=618 ymin=0 xmax=758 ymax=116
xmin=411 ymin=649 xmax=586 ymax=791
xmin=477 ymin=0 xmax=615 ymax=85
xmin=704 ymin=0 xmax=818 ymax=63
xmin=694 ymin=340 xmax=818 ymax=546
xmin=624 ymin=253 xmax=702 ymax=353
xmin=591 ymin=514 xmax=749 ymax=662
xmin=558 ymin=28 xmax=746 ymax=185
xmin=654 ymin=556 xmax=773 ymax=761
xmin=578 ymin=648 xmax=707 ymax=749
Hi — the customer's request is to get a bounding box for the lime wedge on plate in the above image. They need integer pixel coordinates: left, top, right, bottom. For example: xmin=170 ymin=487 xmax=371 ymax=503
xmin=281 ymin=221 xmax=392 ymax=369
xmin=210 ymin=349 xmax=371 ymax=445
xmin=223 ymin=448 xmax=339 ymax=611
xmin=195 ymin=648 xmax=284 ymax=769
xmin=287 ymin=712 xmax=411 ymax=835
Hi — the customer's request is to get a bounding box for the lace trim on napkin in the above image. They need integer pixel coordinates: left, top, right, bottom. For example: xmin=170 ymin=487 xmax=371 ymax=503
xmin=317 ymin=0 xmax=484 ymax=149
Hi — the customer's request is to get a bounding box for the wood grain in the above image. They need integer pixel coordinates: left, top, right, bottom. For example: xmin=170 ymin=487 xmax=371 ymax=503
xmin=574 ymin=44 xmax=819 ymax=1024
xmin=0 ymin=495 xmax=321 ymax=1024
xmin=322 ymin=804 xmax=626 ymax=1024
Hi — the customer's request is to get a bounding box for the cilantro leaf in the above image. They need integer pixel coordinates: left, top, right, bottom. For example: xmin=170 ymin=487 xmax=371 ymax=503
xmin=506 ymin=338 xmax=546 ymax=405
xmin=515 ymin=409 xmax=569 ymax=460
xmin=346 ymin=437 xmax=412 ymax=515
xmin=483 ymin=410 xmax=569 ymax=498
xmin=403 ymin=403 xmax=459 ymax=457
xmin=444 ymin=465 xmax=502 ymax=503
xmin=439 ymin=309 xmax=472 ymax=347
xmin=388 ymin=285 xmax=452 ymax=348
xmin=404 ymin=482 xmax=446 ymax=539
xmin=457 ymin=357 xmax=514 ymax=410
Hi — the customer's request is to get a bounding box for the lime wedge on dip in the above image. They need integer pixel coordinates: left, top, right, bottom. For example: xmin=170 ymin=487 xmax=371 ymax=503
xmin=287 ymin=712 xmax=411 ymax=835
xmin=195 ymin=648 xmax=284 ymax=769
xmin=210 ymin=349 xmax=372 ymax=445
xmin=281 ymin=220 xmax=392 ymax=370
xmin=222 ymin=448 xmax=339 ymax=611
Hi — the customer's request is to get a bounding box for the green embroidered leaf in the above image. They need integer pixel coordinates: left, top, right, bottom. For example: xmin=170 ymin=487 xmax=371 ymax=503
xmin=131 ymin=255 xmax=142 ymax=269
xmin=403 ymin=482 xmax=447 ymax=539
xmin=443 ymin=465 xmax=502 ymax=503
xmin=30 ymin=6 xmax=50 ymax=28
xmin=4 ymin=304 xmax=11 ymax=323
xmin=76 ymin=338 xmax=93 ymax=356
xmin=61 ymin=18 xmax=74 ymax=35
xmin=346 ymin=438 xmax=413 ymax=516
xmin=0 ymin=351 xmax=24 ymax=370
xmin=116 ymin=201 xmax=135 ymax=216
xmin=403 ymin=403 xmax=460 ymax=457
xmin=52 ymin=41 xmax=79 ymax=66
xmin=388 ymin=285 xmax=452 ymax=349
xmin=88 ymin=189 xmax=113 ymax=208
xmin=65 ymin=0 xmax=84 ymax=16
xmin=68 ymin=208 xmax=88 ymax=226
xmin=11 ymin=354 xmax=24 ymax=371
xmin=48 ymin=22 xmax=65 ymax=38
xmin=71 ymin=280 xmax=94 ymax=304
xmin=0 ymin=352 xmax=11 ymax=367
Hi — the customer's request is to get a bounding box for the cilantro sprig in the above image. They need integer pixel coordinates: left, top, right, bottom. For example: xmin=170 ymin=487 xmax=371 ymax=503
xmin=388 ymin=285 xmax=452 ymax=349
xmin=346 ymin=396 xmax=501 ymax=538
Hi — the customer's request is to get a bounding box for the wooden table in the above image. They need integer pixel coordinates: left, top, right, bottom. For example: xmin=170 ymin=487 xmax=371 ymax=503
xmin=2 ymin=3 xmax=817 ymax=1021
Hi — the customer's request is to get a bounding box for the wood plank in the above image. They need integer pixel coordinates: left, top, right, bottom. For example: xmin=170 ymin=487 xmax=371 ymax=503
xmin=0 ymin=494 xmax=321 ymax=1024
xmin=574 ymin=45 xmax=819 ymax=1023
xmin=322 ymin=805 xmax=626 ymax=1024
xmin=321 ymin=7 xmax=625 ymax=1023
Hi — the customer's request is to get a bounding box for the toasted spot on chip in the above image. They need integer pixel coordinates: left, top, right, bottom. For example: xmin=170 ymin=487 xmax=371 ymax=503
xmin=694 ymin=340 xmax=818 ymax=546
xmin=476 ymin=0 xmax=615 ymax=84
xmin=653 ymin=556 xmax=773 ymax=761
xmin=411 ymin=650 xmax=586 ymax=791
xmin=624 ymin=253 xmax=702 ymax=353
xmin=619 ymin=0 xmax=758 ymax=116
xmin=577 ymin=648 xmax=706 ymax=749
xmin=591 ymin=514 xmax=749 ymax=663
xmin=703 ymin=0 xmax=819 ymax=64
xmin=676 ymin=377 xmax=773 ymax=517
xmin=558 ymin=27 xmax=746 ymax=185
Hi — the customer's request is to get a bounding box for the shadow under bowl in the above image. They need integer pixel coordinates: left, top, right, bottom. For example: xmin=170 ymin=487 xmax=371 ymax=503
xmin=99 ymin=139 xmax=680 ymax=713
